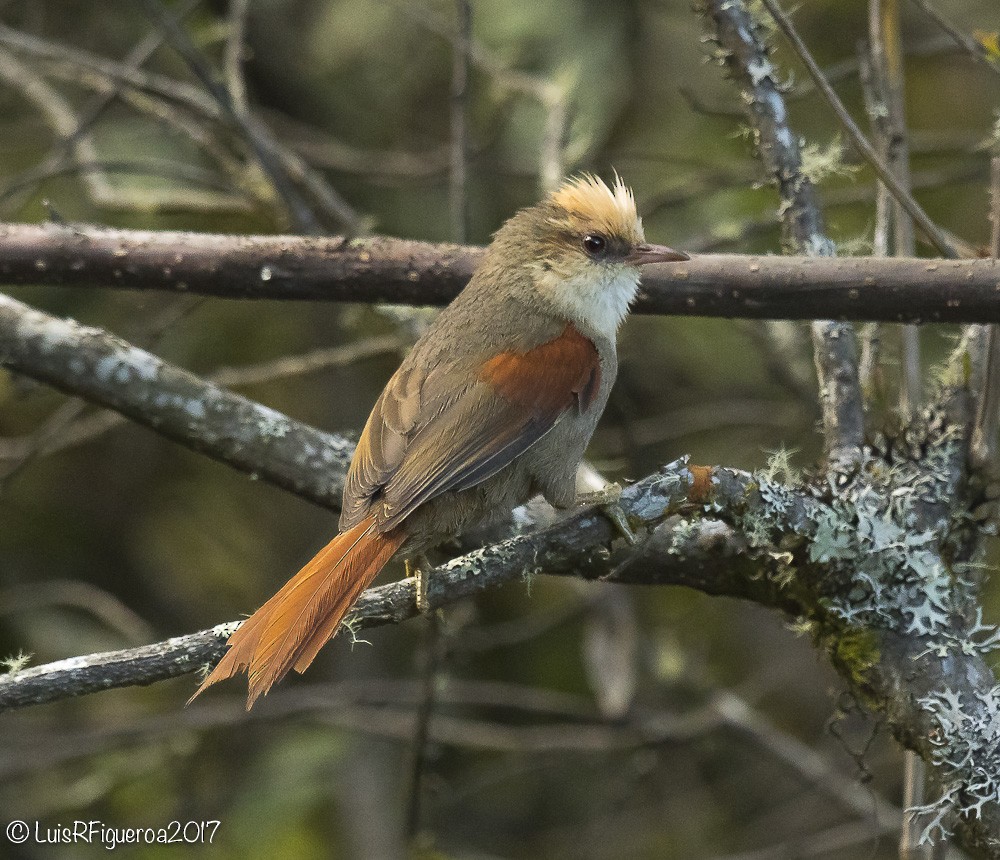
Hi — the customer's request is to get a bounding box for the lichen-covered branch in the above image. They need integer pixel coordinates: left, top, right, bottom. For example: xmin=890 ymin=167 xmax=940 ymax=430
xmin=758 ymin=0 xmax=957 ymax=260
xmin=702 ymin=1 xmax=1000 ymax=855
xmin=0 ymin=292 xmax=353 ymax=508
xmin=0 ymin=459 xmax=717 ymax=710
xmin=5 ymin=444 xmax=1000 ymax=859
xmin=703 ymin=0 xmax=863 ymax=468
xmin=1 ymin=223 xmax=1000 ymax=322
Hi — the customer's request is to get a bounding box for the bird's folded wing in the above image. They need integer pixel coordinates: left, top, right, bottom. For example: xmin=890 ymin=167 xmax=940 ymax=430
xmin=340 ymin=324 xmax=601 ymax=532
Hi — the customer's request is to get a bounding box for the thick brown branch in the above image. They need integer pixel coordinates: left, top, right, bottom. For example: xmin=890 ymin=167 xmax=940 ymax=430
xmin=1 ymin=223 xmax=1000 ymax=322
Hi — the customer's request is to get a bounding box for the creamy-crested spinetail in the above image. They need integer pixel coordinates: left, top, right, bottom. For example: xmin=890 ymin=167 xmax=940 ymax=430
xmin=193 ymin=174 xmax=689 ymax=708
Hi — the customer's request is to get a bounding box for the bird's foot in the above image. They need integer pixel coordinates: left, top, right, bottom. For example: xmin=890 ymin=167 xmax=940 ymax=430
xmin=576 ymin=483 xmax=636 ymax=545
xmin=405 ymin=553 xmax=433 ymax=613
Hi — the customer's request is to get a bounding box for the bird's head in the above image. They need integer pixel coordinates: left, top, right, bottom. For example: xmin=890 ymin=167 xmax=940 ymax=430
xmin=493 ymin=174 xmax=689 ymax=338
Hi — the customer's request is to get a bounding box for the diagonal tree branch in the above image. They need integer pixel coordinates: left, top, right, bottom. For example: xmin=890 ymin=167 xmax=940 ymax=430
xmin=758 ymin=0 xmax=959 ymax=260
xmin=0 ymin=292 xmax=354 ymax=508
xmin=703 ymin=0 xmax=864 ymax=471
xmin=0 ymin=460 xmax=719 ymax=710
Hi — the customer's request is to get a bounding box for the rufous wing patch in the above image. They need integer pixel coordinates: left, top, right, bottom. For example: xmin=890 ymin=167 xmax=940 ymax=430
xmin=479 ymin=324 xmax=601 ymax=416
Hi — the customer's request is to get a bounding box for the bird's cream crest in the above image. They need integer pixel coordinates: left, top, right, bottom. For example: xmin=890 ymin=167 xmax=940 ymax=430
xmin=548 ymin=173 xmax=644 ymax=245
xmin=527 ymin=174 xmax=646 ymax=339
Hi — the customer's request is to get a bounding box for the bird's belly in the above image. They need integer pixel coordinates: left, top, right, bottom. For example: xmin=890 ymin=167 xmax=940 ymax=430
xmin=401 ymin=406 xmax=598 ymax=549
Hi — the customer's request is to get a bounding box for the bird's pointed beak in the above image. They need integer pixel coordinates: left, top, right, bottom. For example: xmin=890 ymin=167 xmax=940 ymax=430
xmin=624 ymin=243 xmax=690 ymax=266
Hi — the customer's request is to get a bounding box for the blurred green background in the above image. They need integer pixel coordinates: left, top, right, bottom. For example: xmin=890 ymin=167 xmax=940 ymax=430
xmin=0 ymin=0 xmax=998 ymax=857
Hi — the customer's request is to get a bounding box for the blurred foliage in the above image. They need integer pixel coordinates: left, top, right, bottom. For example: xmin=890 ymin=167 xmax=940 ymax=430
xmin=0 ymin=0 xmax=998 ymax=857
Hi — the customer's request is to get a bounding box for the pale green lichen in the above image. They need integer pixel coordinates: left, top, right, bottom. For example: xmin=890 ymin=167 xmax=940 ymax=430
xmin=0 ymin=651 xmax=32 ymax=676
xmin=340 ymin=615 xmax=372 ymax=649
xmin=912 ymin=684 xmax=1000 ymax=843
xmin=723 ymin=412 xmax=999 ymax=841
xmin=799 ymin=138 xmax=860 ymax=185
xmin=762 ymin=446 xmax=800 ymax=485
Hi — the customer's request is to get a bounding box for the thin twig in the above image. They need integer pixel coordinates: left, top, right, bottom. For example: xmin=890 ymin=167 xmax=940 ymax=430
xmin=0 ymin=580 xmax=154 ymax=645
xmin=0 ymin=23 xmax=221 ymax=124
xmin=449 ymin=0 xmax=471 ymax=243
xmin=0 ymin=159 xmax=255 ymax=215
xmin=0 ymin=335 xmax=401 ymax=464
xmin=906 ymin=0 xmax=1000 ymax=79
xmin=679 ymin=32 xmax=967 ymax=119
xmin=0 ymin=23 xmax=283 ymax=217
xmin=0 ymin=295 xmax=205 ymax=481
xmin=869 ymin=0 xmax=921 ymax=422
xmin=405 ymin=611 xmax=445 ymax=841
xmin=0 ymin=47 xmax=114 ymax=206
xmin=0 ymin=0 xmax=202 ymax=215
xmin=857 ymin=50 xmax=888 ymax=408
xmin=758 ymin=0 xmax=959 ymax=260
xmin=0 ymin=398 xmax=87 ymax=491
xmin=264 ymin=108 xmax=451 ymax=179
xmin=395 ymin=0 xmax=567 ymax=193
xmin=900 ymin=749 xmax=930 ymax=860
xmin=705 ymin=0 xmax=864 ymax=470
xmin=139 ymin=0 xmax=323 ymax=233
xmin=224 ymin=0 xmax=252 ymax=116
xmin=971 ymin=157 xmax=1000 ymax=472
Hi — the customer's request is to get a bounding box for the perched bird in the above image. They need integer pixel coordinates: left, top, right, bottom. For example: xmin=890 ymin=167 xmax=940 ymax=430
xmin=192 ymin=174 xmax=688 ymax=708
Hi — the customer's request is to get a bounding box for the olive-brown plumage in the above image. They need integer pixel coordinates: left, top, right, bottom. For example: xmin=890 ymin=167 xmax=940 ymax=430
xmin=192 ymin=175 xmax=689 ymax=708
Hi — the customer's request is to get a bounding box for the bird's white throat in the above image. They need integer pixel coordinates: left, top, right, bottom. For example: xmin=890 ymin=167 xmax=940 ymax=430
xmin=533 ymin=263 xmax=641 ymax=340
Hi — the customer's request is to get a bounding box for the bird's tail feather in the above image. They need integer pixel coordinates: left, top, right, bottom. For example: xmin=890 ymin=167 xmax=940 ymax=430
xmin=190 ymin=514 xmax=404 ymax=709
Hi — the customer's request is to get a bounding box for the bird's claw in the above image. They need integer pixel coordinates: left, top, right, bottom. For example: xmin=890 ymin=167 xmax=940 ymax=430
xmin=405 ymin=554 xmax=432 ymax=613
xmin=576 ymin=483 xmax=637 ymax=545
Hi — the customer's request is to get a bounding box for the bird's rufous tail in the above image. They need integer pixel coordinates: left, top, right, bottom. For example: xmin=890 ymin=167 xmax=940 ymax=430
xmin=190 ymin=514 xmax=405 ymax=708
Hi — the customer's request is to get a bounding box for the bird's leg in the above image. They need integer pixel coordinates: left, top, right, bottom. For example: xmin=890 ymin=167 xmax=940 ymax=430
xmin=405 ymin=553 xmax=433 ymax=613
xmin=576 ymin=482 xmax=637 ymax=545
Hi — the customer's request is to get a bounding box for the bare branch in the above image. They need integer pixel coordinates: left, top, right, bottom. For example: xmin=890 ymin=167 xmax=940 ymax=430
xmin=138 ymin=0 xmax=325 ymax=234
xmin=1 ymin=224 xmax=1000 ymax=322
xmin=0 ymin=0 xmax=201 ymax=215
xmin=0 ymin=23 xmax=220 ymax=120
xmin=865 ymin=9 xmax=931 ymax=851
xmin=223 ymin=0 xmax=252 ymax=117
xmin=0 ymin=47 xmax=114 ymax=207
xmin=869 ymin=0 xmax=921 ymax=422
xmin=971 ymin=158 xmax=1000 ymax=472
xmin=906 ymin=0 xmax=1000 ymax=80
xmin=449 ymin=0 xmax=471 ymax=243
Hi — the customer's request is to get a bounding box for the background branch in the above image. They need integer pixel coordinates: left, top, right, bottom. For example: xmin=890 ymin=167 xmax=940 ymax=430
xmin=705 ymin=0 xmax=864 ymax=470
xmin=0 ymin=223 xmax=999 ymax=321
xmin=0 ymin=292 xmax=354 ymax=508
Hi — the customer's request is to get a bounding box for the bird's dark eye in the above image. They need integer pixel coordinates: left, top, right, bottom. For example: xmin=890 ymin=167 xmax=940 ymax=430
xmin=582 ymin=234 xmax=607 ymax=257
